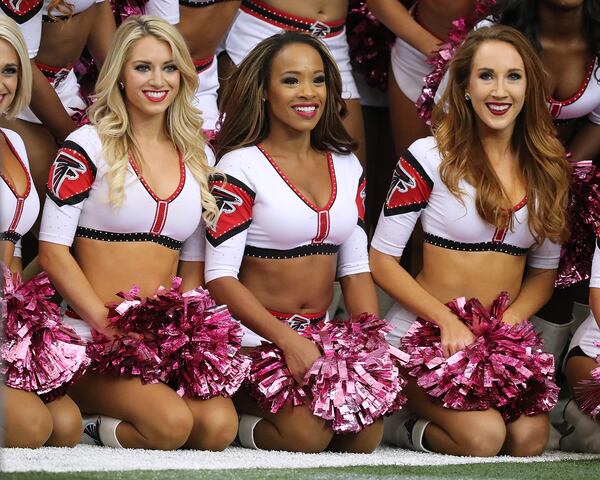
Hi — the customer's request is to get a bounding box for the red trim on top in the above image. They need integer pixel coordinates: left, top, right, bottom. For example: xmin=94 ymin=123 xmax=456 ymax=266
xmin=257 ymin=144 xmax=337 ymax=212
xmin=512 ymin=195 xmax=528 ymax=213
xmin=151 ymin=201 xmax=169 ymax=235
xmin=0 ymin=129 xmax=31 ymax=199
xmin=267 ymin=308 xmax=327 ymax=321
xmin=193 ymin=55 xmax=215 ymax=74
xmin=8 ymin=197 xmax=24 ymax=232
xmin=547 ymin=58 xmax=596 ymax=117
xmin=129 ymin=151 xmax=186 ymax=203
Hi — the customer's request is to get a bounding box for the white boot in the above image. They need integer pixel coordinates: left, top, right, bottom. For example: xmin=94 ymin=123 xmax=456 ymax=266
xmin=383 ymin=410 xmax=432 ymax=452
xmin=81 ymin=415 xmax=123 ymax=448
xmin=560 ymin=400 xmax=600 ymax=453
xmin=530 ymin=315 xmax=574 ymax=368
xmin=236 ymin=414 xmax=262 ymax=449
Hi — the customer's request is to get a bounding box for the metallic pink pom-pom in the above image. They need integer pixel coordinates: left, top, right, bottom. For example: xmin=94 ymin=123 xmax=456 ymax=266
xmin=1 ymin=267 xmax=89 ymax=396
xmin=87 ymin=278 xmax=249 ymax=399
xmin=575 ymin=347 xmax=600 ymax=420
xmin=556 ymin=160 xmax=600 ymax=288
xmin=247 ymin=314 xmax=409 ymax=434
xmin=346 ymin=1 xmax=396 ymax=91
xmin=402 ymin=293 xmax=559 ymax=422
xmin=415 ymin=0 xmax=496 ymax=123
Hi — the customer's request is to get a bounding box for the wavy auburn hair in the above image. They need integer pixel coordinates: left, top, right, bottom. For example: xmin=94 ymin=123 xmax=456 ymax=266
xmin=215 ymin=31 xmax=357 ymax=160
xmin=88 ymin=16 xmax=218 ymax=227
xmin=432 ymin=25 xmax=569 ymax=243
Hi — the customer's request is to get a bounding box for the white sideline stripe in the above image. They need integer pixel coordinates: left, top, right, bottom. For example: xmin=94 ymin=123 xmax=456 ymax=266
xmin=2 ymin=446 xmax=599 ymax=472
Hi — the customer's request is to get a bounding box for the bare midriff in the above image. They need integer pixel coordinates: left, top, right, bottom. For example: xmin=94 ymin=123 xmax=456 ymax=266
xmin=239 ymin=253 xmax=338 ymax=314
xmin=416 ymin=0 xmax=475 ymax=41
xmin=179 ymin=1 xmax=242 ymax=59
xmin=418 ymin=242 xmax=527 ymax=310
xmin=36 ymin=9 xmax=97 ymax=68
xmin=261 ymin=0 xmax=348 ymax=23
xmin=73 ymin=237 xmax=181 ymax=304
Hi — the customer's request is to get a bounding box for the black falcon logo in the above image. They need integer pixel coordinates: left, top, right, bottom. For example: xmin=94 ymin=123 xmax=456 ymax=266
xmin=51 ymin=152 xmax=88 ymax=196
xmin=386 ymin=163 xmax=417 ymax=203
xmin=212 ymin=186 xmax=243 ymax=215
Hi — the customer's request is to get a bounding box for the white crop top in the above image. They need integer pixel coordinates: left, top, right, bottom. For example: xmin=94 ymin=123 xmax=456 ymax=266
xmin=145 ymin=0 xmax=179 ymax=24
xmin=205 ymin=145 xmax=369 ymax=282
xmin=0 ymin=128 xmax=40 ymax=258
xmin=0 ymin=0 xmax=43 ymax=58
xmin=547 ymin=57 xmax=600 ymax=125
xmin=39 ymin=124 xmax=210 ymax=261
xmin=371 ymin=136 xmax=561 ymax=269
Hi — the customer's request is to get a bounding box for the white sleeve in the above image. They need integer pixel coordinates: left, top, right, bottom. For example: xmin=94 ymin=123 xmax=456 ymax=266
xmin=13 ymin=239 xmax=22 ymax=258
xmin=371 ymin=139 xmax=436 ymax=257
xmin=39 ymin=128 xmax=98 ymax=247
xmin=145 ymin=0 xmax=180 ymax=24
xmin=1 ymin=9 xmax=42 ymax=58
xmin=204 ymin=152 xmax=255 ymax=282
xmin=527 ymin=237 xmax=561 ymax=269
xmin=337 ymin=163 xmax=369 ymax=278
xmin=590 ymin=240 xmax=600 ymax=288
xmin=588 ymin=101 xmax=600 ymax=125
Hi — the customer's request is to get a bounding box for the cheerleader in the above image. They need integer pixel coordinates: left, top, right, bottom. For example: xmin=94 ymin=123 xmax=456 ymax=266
xmin=3 ymin=0 xmax=116 ymax=198
xmin=0 ymin=16 xmax=82 ymax=448
xmin=38 ymin=16 xmax=238 ymax=450
xmin=207 ymin=31 xmax=385 ymax=452
xmin=490 ymin=0 xmax=600 ymax=371
xmin=221 ymin=0 xmax=367 ymax=163
xmin=371 ymin=26 xmax=569 ymax=456
xmin=562 ymin=242 xmax=600 ymax=453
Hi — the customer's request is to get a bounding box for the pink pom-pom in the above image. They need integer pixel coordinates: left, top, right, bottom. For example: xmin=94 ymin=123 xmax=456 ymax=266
xmin=346 ymin=1 xmax=396 ymax=91
xmin=1 ymin=267 xmax=89 ymax=396
xmin=87 ymin=278 xmax=249 ymax=398
xmin=574 ymin=347 xmax=600 ymax=420
xmin=556 ymin=161 xmax=600 ymax=288
xmin=247 ymin=314 xmax=409 ymax=434
xmin=402 ymin=293 xmax=559 ymax=422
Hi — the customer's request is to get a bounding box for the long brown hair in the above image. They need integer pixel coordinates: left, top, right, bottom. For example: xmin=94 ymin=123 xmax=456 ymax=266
xmin=433 ymin=25 xmax=569 ymax=243
xmin=215 ymin=31 xmax=357 ymax=160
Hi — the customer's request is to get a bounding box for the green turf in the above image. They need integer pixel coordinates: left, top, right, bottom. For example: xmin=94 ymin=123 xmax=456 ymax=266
xmin=4 ymin=460 xmax=600 ymax=480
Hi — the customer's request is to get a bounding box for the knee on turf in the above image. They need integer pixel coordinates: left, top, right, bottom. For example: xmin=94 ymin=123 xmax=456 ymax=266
xmin=278 ymin=407 xmax=334 ymax=453
xmin=504 ymin=417 xmax=549 ymax=457
xmin=192 ymin=406 xmax=238 ymax=451
xmin=451 ymin=413 xmax=506 ymax=457
xmin=45 ymin=400 xmax=83 ymax=447
xmin=142 ymin=404 xmax=194 ymax=450
xmin=6 ymin=403 xmax=53 ymax=448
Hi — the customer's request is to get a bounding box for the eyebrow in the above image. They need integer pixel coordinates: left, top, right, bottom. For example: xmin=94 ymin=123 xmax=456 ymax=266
xmin=280 ymin=70 xmax=325 ymax=75
xmin=1 ymin=63 xmax=18 ymax=68
xmin=132 ymin=59 xmax=175 ymax=64
xmin=477 ymin=67 xmax=524 ymax=72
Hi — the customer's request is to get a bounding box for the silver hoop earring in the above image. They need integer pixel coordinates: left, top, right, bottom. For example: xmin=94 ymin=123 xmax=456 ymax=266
xmin=464 ymin=92 xmax=471 ymax=101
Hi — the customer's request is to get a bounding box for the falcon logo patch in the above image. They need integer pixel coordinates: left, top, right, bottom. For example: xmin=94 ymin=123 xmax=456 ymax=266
xmin=356 ymin=174 xmax=366 ymax=231
xmin=207 ymin=175 xmax=255 ymax=247
xmin=47 ymin=141 xmax=96 ymax=206
xmin=0 ymin=0 xmax=43 ymax=24
xmin=384 ymin=150 xmax=433 ymax=216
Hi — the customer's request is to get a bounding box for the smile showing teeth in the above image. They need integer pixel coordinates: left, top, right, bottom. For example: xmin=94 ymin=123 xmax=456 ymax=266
xmin=486 ymin=103 xmax=511 ymax=116
xmin=293 ymin=106 xmax=316 ymax=112
xmin=143 ymin=90 xmax=167 ymax=102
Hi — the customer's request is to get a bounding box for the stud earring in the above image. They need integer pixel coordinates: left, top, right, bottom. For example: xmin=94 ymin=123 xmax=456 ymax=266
xmin=118 ymin=81 xmax=125 ymax=90
xmin=464 ymin=92 xmax=471 ymax=101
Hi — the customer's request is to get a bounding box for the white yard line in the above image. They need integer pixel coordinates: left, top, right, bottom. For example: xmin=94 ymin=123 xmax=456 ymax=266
xmin=2 ymin=446 xmax=599 ymax=472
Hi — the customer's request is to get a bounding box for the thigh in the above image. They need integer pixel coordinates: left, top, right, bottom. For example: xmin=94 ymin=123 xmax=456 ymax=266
xmin=0 ymin=118 xmax=58 ymax=201
xmin=68 ymin=372 xmax=190 ymax=428
xmin=45 ymin=394 xmax=82 ymax=447
xmin=387 ymin=71 xmax=431 ymax=158
xmin=565 ymin=354 xmax=598 ymax=390
xmin=343 ymin=99 xmax=366 ymax=166
xmin=3 ymin=386 xmax=52 ymax=448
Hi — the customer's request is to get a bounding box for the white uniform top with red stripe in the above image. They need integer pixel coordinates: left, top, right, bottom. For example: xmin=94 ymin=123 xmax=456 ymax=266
xmin=0 ymin=128 xmax=40 ymax=257
xmin=0 ymin=0 xmax=43 ymax=58
xmin=204 ymin=145 xmax=368 ymax=283
xmin=39 ymin=125 xmax=209 ymax=261
xmin=547 ymin=57 xmax=600 ymax=125
xmin=371 ymin=136 xmax=560 ymax=268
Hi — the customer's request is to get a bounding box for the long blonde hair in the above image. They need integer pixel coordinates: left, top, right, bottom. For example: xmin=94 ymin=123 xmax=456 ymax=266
xmin=0 ymin=17 xmax=31 ymax=119
xmin=433 ymin=25 xmax=569 ymax=243
xmin=88 ymin=16 xmax=218 ymax=226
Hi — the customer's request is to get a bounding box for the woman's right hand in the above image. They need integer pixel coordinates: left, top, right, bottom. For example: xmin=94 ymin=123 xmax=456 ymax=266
xmin=438 ymin=314 xmax=476 ymax=358
xmin=280 ymin=332 xmax=322 ymax=385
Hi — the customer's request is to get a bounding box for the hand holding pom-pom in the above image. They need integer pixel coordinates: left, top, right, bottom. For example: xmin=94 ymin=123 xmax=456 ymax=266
xmin=575 ymin=346 xmax=600 ymax=420
xmin=402 ymin=293 xmax=559 ymax=422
